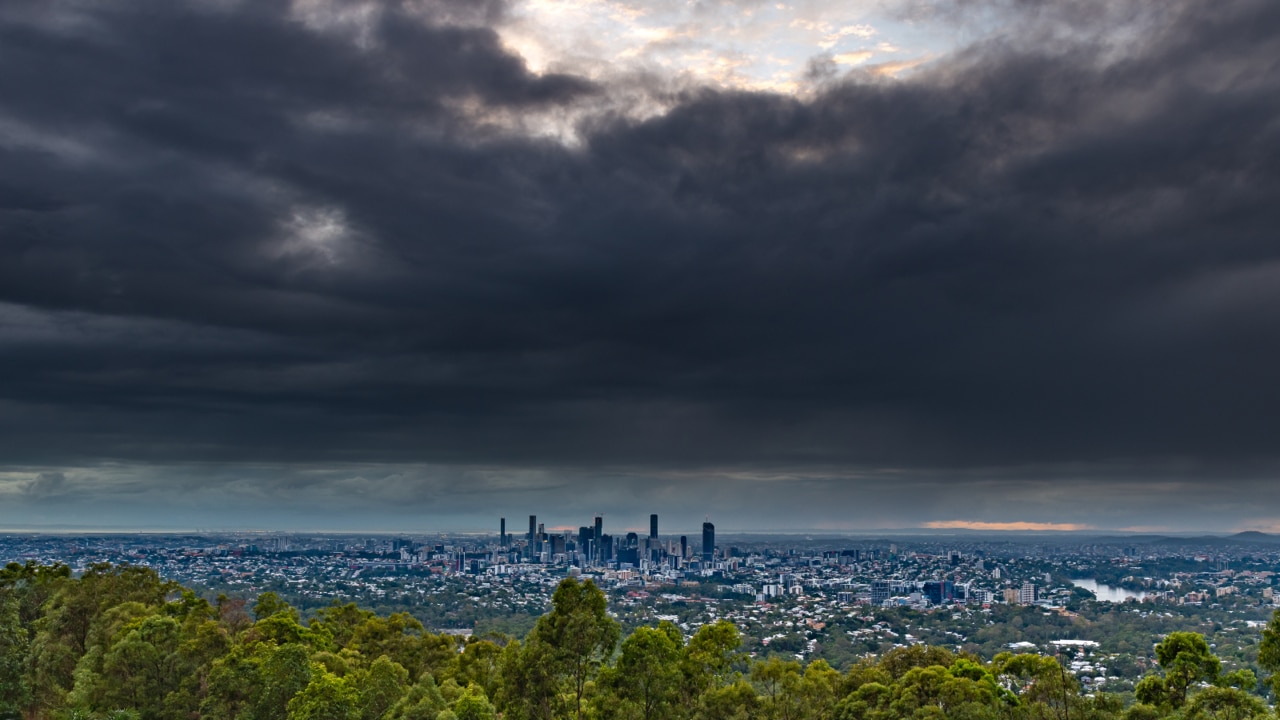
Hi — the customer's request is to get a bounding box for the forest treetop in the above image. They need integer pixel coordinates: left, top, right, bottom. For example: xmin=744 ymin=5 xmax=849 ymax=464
xmin=5 ymin=561 xmax=1280 ymax=720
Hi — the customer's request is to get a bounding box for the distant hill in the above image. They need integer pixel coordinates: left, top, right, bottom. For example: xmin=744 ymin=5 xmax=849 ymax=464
xmin=714 ymin=529 xmax=1280 ymax=546
xmin=1227 ymin=531 xmax=1280 ymax=544
xmin=1077 ymin=531 xmax=1280 ymax=547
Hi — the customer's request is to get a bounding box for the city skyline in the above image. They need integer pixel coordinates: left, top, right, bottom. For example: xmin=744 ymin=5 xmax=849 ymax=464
xmin=2 ymin=0 xmax=1279 ymax=533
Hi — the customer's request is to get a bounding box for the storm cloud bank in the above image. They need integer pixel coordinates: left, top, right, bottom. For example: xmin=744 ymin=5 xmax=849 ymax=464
xmin=1 ymin=0 xmax=1279 ymax=530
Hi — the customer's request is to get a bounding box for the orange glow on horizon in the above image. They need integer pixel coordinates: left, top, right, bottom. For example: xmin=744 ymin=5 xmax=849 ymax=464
xmin=923 ymin=520 xmax=1093 ymax=532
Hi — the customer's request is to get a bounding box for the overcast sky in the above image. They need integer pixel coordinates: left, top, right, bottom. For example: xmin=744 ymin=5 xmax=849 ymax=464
xmin=2 ymin=0 xmax=1279 ymax=534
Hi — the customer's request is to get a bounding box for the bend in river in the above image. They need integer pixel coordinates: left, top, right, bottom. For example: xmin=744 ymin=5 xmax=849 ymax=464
xmin=1071 ymin=578 xmax=1149 ymax=602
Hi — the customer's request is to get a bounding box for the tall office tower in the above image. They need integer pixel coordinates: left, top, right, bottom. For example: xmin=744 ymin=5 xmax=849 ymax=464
xmin=578 ymin=527 xmax=592 ymax=552
xmin=650 ymin=514 xmax=658 ymax=540
xmin=500 ymin=518 xmax=506 ymax=547
xmin=594 ymin=516 xmax=603 ymax=559
xmin=620 ymin=533 xmax=640 ymax=565
xmin=702 ymin=522 xmax=715 ymax=562
xmin=599 ymin=534 xmax=613 ymax=562
xmin=529 ymin=515 xmax=536 ymax=544
xmin=680 ymin=535 xmax=687 ymax=559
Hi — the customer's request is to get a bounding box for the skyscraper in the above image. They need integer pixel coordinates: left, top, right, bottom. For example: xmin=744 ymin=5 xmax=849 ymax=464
xmin=620 ymin=532 xmax=639 ymax=565
xmin=650 ymin=514 xmax=658 ymax=540
xmin=702 ymin=521 xmax=715 ymax=562
xmin=528 ymin=515 xmax=536 ymax=545
xmin=680 ymin=535 xmax=687 ymax=559
xmin=594 ymin=515 xmax=603 ymax=560
xmin=500 ymin=518 xmax=506 ymax=547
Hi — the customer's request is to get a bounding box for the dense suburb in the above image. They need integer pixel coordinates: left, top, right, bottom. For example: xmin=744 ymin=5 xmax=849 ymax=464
xmin=5 ymin=563 xmax=1280 ymax=720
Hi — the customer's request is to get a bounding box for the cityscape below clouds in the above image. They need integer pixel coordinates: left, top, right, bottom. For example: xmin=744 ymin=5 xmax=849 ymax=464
xmin=3 ymin=3 xmax=1279 ymax=719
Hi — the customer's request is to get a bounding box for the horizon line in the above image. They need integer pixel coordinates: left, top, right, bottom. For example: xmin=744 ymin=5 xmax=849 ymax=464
xmin=0 ymin=525 xmax=1268 ymax=538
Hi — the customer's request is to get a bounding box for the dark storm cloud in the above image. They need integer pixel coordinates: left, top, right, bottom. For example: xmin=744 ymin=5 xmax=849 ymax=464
xmin=1 ymin=0 xmax=1279 ymax=527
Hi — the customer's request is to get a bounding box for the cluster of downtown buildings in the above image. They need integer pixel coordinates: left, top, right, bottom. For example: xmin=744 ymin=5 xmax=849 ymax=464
xmin=416 ymin=516 xmax=1065 ymax=612
xmin=494 ymin=513 xmax=717 ymax=570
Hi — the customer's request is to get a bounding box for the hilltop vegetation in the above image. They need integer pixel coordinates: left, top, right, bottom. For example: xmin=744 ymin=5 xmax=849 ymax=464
xmin=4 ymin=562 xmax=1280 ymax=720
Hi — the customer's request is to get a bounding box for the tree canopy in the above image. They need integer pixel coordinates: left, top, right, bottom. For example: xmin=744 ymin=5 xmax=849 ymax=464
xmin=3 ymin=562 xmax=1280 ymax=720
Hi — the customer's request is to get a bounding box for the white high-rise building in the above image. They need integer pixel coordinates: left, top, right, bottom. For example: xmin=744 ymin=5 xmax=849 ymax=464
xmin=1019 ymin=582 xmax=1037 ymax=605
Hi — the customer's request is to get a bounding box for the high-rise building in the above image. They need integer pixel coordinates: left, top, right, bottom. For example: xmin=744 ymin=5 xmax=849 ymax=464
xmin=702 ymin=521 xmax=715 ymax=562
xmin=871 ymin=579 xmax=891 ymax=605
xmin=528 ymin=515 xmax=536 ymax=544
xmin=594 ymin=516 xmax=604 ymax=560
xmin=1019 ymin=583 xmax=1038 ymax=605
xmin=650 ymin=514 xmax=658 ymax=540
xmin=924 ymin=581 xmax=955 ymax=606
xmin=619 ymin=532 xmax=640 ymax=565
xmin=680 ymin=535 xmax=687 ymax=559
xmin=500 ymin=518 xmax=506 ymax=547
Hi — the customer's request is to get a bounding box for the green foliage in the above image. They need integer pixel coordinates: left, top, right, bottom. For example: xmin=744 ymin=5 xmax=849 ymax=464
xmin=387 ymin=676 xmax=448 ymax=720
xmin=682 ymin=619 xmax=744 ymax=702
xmin=1123 ymin=703 xmax=1162 ymax=720
xmin=6 ymin=562 xmax=1280 ymax=720
xmin=256 ymin=643 xmax=317 ymax=720
xmin=450 ymin=686 xmax=495 ymax=720
xmin=1183 ymin=686 xmax=1269 ymax=720
xmin=696 ymin=679 xmax=760 ymax=720
xmin=500 ymin=637 xmax=558 ymax=720
xmin=596 ymin=622 xmax=683 ymax=720
xmin=28 ymin=564 xmax=176 ymax=714
xmin=2 ymin=561 xmax=68 ymax=718
xmin=356 ymin=656 xmax=409 ymax=720
xmin=312 ymin=603 xmax=377 ymax=649
xmin=82 ymin=614 xmax=186 ymax=719
xmin=1135 ymin=632 xmax=1222 ymax=709
xmin=511 ymin=578 xmax=619 ymax=720
xmin=254 ymin=592 xmax=296 ymax=622
xmin=0 ymin=587 xmax=31 ymax=717
xmin=454 ymin=639 xmax=503 ymax=701
xmin=288 ymin=667 xmax=360 ymax=720
xmin=1257 ymin=607 xmax=1280 ymax=695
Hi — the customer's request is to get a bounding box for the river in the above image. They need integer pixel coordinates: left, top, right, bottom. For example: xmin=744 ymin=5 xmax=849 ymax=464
xmin=1071 ymin=578 xmax=1149 ymax=602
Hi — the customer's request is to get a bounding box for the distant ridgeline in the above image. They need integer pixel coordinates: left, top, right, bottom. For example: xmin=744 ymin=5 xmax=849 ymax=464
xmin=4 ymin=562 xmax=1280 ymax=720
